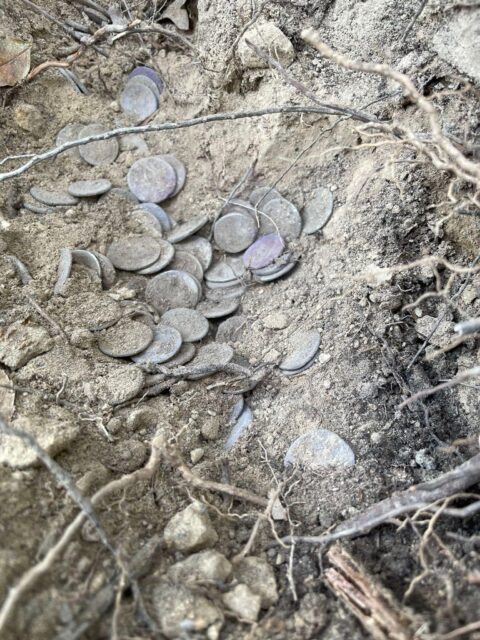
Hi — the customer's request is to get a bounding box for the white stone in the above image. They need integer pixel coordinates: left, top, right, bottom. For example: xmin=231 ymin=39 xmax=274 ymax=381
xmin=235 ymin=556 xmax=278 ymax=607
xmin=222 ymin=584 xmax=262 ymax=622
xmin=238 ymin=21 xmax=295 ymax=69
xmin=164 ymin=501 xmax=218 ymax=552
xmin=168 ymin=549 xmax=232 ymax=584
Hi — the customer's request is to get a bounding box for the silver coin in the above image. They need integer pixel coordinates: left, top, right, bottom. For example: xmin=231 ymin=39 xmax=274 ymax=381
xmin=168 ymin=250 xmax=203 ymax=281
xmin=249 ymin=185 xmax=282 ymax=207
xmin=30 ymin=186 xmax=78 ymax=207
xmin=91 ymin=251 xmax=116 ymax=289
xmin=109 ymin=187 xmax=139 ymax=204
xmin=214 ymin=212 xmax=257 ymax=253
xmin=253 ymin=260 xmax=296 ymax=283
xmin=197 ymin=297 xmax=240 ymax=319
xmin=67 ymin=291 xmax=122 ymax=331
xmin=98 ymin=319 xmax=154 ymax=358
xmin=279 ymin=330 xmax=321 ymax=371
xmin=167 ymin=215 xmax=209 ymax=243
xmin=163 ymin=342 xmax=196 ymax=367
xmin=282 ymin=352 xmax=318 ymax=376
xmin=259 ymin=198 xmax=302 ymax=240
xmin=127 ymin=156 xmax=177 ymax=203
xmin=176 ymin=236 xmax=212 ymax=270
xmin=131 ymin=325 xmax=182 ymax=364
xmin=145 ymin=269 xmax=201 ymax=313
xmin=129 ymin=208 xmax=164 ymax=235
xmin=140 ymin=203 xmax=174 ymax=231
xmin=136 ymin=239 xmax=175 ymax=275
xmin=71 ymin=249 xmax=102 ymax=277
xmin=224 ymin=406 xmax=253 ymax=451
xmin=120 ymin=81 xmax=158 ymax=124
xmin=53 ymin=248 xmax=72 ymax=295
xmin=302 ymin=187 xmax=334 ymax=234
xmin=228 ymin=396 xmax=245 ymax=425
xmin=107 ymin=235 xmax=161 ymax=272
xmin=216 ymin=315 xmax=247 ymax=344
xmin=187 ymin=342 xmax=234 ymax=380
xmin=158 ymin=154 xmax=186 ymax=197
xmin=251 ymin=252 xmax=292 ymax=276
xmin=284 ymin=428 xmax=355 ymax=470
xmin=205 ymin=282 xmax=246 ymax=299
xmin=56 ymin=123 xmax=84 ymax=159
xmin=205 ymin=261 xmax=237 ymax=284
xmin=222 ymin=198 xmax=256 ymax=218
xmin=225 ymin=255 xmax=246 ymax=279
xmin=161 ymin=307 xmax=209 ymax=342
xmin=68 ymin=179 xmax=112 ymax=198
xmin=126 ymin=74 xmax=161 ymax=100
xmin=78 ymin=123 xmax=119 ymax=166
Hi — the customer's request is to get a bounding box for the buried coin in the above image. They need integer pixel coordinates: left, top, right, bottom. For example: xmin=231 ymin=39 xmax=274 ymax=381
xmin=167 ymin=215 xmax=209 ymax=243
xmin=140 ymin=203 xmax=175 ymax=231
xmin=158 ymin=154 xmax=186 ymax=196
xmin=259 ymin=198 xmax=302 ymax=240
xmin=168 ymin=250 xmax=203 ymax=281
xmin=215 ymin=315 xmax=247 ymax=344
xmin=213 ymin=212 xmax=257 ymax=253
xmin=145 ymin=269 xmax=201 ymax=313
xmin=78 ymin=124 xmax=119 ymax=166
xmin=129 ymin=208 xmax=164 ymax=235
xmin=205 ymin=261 xmax=237 ymax=284
xmin=279 ymin=329 xmax=321 ymax=372
xmin=91 ymin=251 xmax=116 ymax=289
xmin=176 ymin=236 xmax=212 ymax=270
xmin=30 ymin=186 xmax=78 ymax=207
xmin=224 ymin=406 xmax=253 ymax=451
xmin=161 ymin=307 xmax=209 ymax=342
xmin=127 ymin=156 xmax=176 ymax=203
xmin=284 ymin=428 xmax=355 ymax=470
xmin=71 ymin=249 xmax=102 ymax=278
xmin=128 ymin=66 xmax=164 ymax=93
xmin=302 ymin=187 xmax=334 ymax=234
xmin=163 ymin=342 xmax=196 ymax=367
xmin=131 ymin=325 xmax=182 ymax=364
xmin=120 ymin=81 xmax=158 ymax=124
xmin=243 ymin=233 xmax=285 ymax=270
xmin=126 ymin=74 xmax=161 ymax=100
xmin=53 ymin=248 xmax=72 ymax=295
xmin=98 ymin=319 xmax=154 ymax=358
xmin=253 ymin=260 xmax=296 ymax=283
xmin=187 ymin=342 xmax=234 ymax=380
xmin=68 ymin=179 xmax=112 ymax=198
xmin=136 ymin=239 xmax=175 ymax=275
xmin=56 ymin=123 xmax=84 ymax=158
xmin=197 ymin=296 xmax=240 ymax=319
xmin=107 ymin=235 xmax=161 ymax=271
xmin=249 ymin=185 xmax=282 ymax=207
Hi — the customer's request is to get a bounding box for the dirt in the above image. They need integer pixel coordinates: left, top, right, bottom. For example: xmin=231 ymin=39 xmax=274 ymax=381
xmin=1 ymin=1 xmax=480 ymax=639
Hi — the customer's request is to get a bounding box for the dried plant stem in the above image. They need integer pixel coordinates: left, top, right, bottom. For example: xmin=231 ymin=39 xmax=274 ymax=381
xmin=399 ymin=366 xmax=480 ymax=408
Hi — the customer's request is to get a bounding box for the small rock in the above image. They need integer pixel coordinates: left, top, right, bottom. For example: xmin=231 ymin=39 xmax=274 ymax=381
xmin=153 ymin=579 xmax=222 ymax=638
xmin=168 ymin=549 xmax=232 ymax=585
xmin=190 ymin=447 xmax=204 ymax=464
xmin=101 ymin=439 xmax=148 ymax=473
xmin=263 ymin=312 xmax=289 ymax=330
xmin=164 ymin=501 xmax=218 ymax=552
xmin=0 ymin=321 xmax=53 ymax=370
xmin=238 ymin=21 xmax=295 ymax=69
xmin=234 ymin=556 xmax=278 ymax=608
xmin=14 ymin=103 xmax=43 ymax=134
xmin=222 ymin=584 xmax=262 ymax=622
xmin=126 ymin=406 xmax=157 ymax=431
xmin=201 ymin=416 xmax=221 ymax=440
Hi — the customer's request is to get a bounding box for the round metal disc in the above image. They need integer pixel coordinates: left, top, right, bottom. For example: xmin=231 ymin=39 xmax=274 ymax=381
xmin=126 ymin=74 xmax=161 ymax=100
xmin=91 ymin=251 xmax=116 ymax=289
xmin=56 ymin=123 xmax=84 ymax=159
xmin=249 ymin=186 xmax=282 ymax=207
xmin=71 ymin=249 xmax=102 ymax=277
xmin=140 ymin=202 xmax=174 ymax=231
xmin=106 ymin=235 xmax=161 ymax=271
xmin=30 ymin=186 xmax=78 ymax=207
xmin=131 ymin=325 xmax=182 ymax=364
xmin=128 ymin=66 xmax=164 ymax=93
xmin=145 ymin=269 xmax=201 ymax=313
xmin=168 ymin=250 xmax=203 ymax=281
xmin=98 ymin=319 xmax=154 ymax=358
xmin=167 ymin=215 xmax=209 ymax=243
xmin=302 ymin=187 xmax=334 ymax=234
xmin=205 ymin=261 xmax=237 ymax=284
xmin=68 ymin=179 xmax=112 ymax=198
xmin=253 ymin=260 xmax=296 ymax=282
xmin=163 ymin=342 xmax=196 ymax=367
xmin=187 ymin=342 xmax=234 ymax=379
xmin=243 ymin=233 xmax=285 ymax=270
xmin=284 ymin=429 xmax=355 ymax=470
xmin=158 ymin=154 xmax=186 ymax=196
xmin=215 ymin=315 xmax=247 ymax=344
xmin=127 ymin=156 xmax=177 ymax=203
xmin=197 ymin=297 xmax=240 ymax=319
xmin=176 ymin=236 xmax=212 ymax=270
xmin=129 ymin=208 xmax=164 ymax=235
xmin=136 ymin=239 xmax=175 ymax=275
xmin=214 ymin=212 xmax=257 ymax=253
xmin=279 ymin=330 xmax=321 ymax=371
xmin=78 ymin=124 xmax=119 ymax=166
xmin=120 ymin=81 xmax=158 ymax=124
xmin=161 ymin=307 xmax=209 ymax=342
xmin=259 ymin=198 xmax=302 ymax=240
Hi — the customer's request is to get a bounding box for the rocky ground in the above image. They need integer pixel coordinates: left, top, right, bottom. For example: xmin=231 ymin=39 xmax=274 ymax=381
xmin=0 ymin=1 xmax=480 ymax=639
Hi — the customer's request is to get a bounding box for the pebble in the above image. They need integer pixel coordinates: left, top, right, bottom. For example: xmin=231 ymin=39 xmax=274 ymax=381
xmin=161 ymin=308 xmax=209 ymax=342
xmin=97 ymin=319 xmax=154 ymax=358
xmin=0 ymin=322 xmax=53 ymax=370
xmin=263 ymin=312 xmax=289 ymax=330
xmin=163 ymin=342 xmax=196 ymax=367
xmin=146 ymin=269 xmax=201 ymax=313
xmin=190 ymin=448 xmax=205 ymax=464
xmin=188 ymin=342 xmax=234 ymax=379
xmin=234 ymin=556 xmax=278 ymax=607
xmin=284 ymin=428 xmax=355 ymax=470
xmin=222 ymin=584 xmax=261 ymax=623
xmin=243 ymin=233 xmax=285 ymax=269
xmin=167 ymin=215 xmax=210 ymax=243
xmin=131 ymin=325 xmax=182 ymax=364
xmin=106 ymin=235 xmax=161 ymax=271
xmin=102 ymin=439 xmax=148 ymax=473
xmin=0 ymin=370 xmax=15 ymax=419
xmin=127 ymin=156 xmax=176 ymax=203
xmin=302 ymin=187 xmax=334 ymax=234
xmin=120 ymin=80 xmax=158 ymax=123
xmin=214 ymin=212 xmax=257 ymax=253
xmin=168 ymin=549 xmax=231 ymax=584
xmin=249 ymin=185 xmax=282 ymax=207
xmin=67 ymin=179 xmax=112 ymax=198
xmin=168 ymin=250 xmax=204 ymax=281
xmin=164 ymin=501 xmax=218 ymax=552
xmin=279 ymin=329 xmax=321 ymax=372
xmin=135 ymin=239 xmax=175 ymax=275
xmin=224 ymin=406 xmax=252 ymax=450
xmin=158 ymin=154 xmax=186 ymax=196
xmin=259 ymin=198 xmax=302 ymax=239
xmin=71 ymin=249 xmax=102 ymax=278
xmin=140 ymin=202 xmax=174 ymax=231
xmin=177 ymin=236 xmax=213 ymax=270
xmin=197 ymin=297 xmax=241 ymax=319
xmin=78 ymin=123 xmax=119 ymax=166
xmin=30 ymin=186 xmax=78 ymax=207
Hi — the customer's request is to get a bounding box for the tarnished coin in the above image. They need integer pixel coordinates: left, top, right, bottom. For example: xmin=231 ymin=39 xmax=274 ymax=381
xmin=127 ymin=156 xmax=176 ymax=203
xmin=158 ymin=155 xmax=186 ymax=196
xmin=243 ymin=233 xmax=285 ymax=270
xmin=214 ymin=212 xmax=257 ymax=253
xmin=129 ymin=208 xmax=163 ymax=235
xmin=251 ymin=252 xmax=291 ymax=276
xmin=282 ymin=352 xmax=317 ymax=376
xmin=259 ymin=198 xmax=302 ymax=239
xmin=98 ymin=319 xmax=154 ymax=358
xmin=284 ymin=428 xmax=355 ymax=470
xmin=250 ymin=185 xmax=282 ymax=207
xmin=140 ymin=202 xmax=174 ymax=231
xmin=228 ymin=396 xmax=245 ymax=425
xmin=131 ymin=325 xmax=182 ymax=364
xmin=161 ymin=307 xmax=209 ymax=342
xmin=224 ymin=406 xmax=253 ymax=451
xmin=53 ymin=248 xmax=72 ymax=295
xmin=63 ymin=291 xmax=122 ymax=331
xmin=95 ymin=363 xmax=145 ymax=406
xmin=177 ymin=236 xmax=212 ymax=270
xmin=106 ymin=235 xmax=161 ymax=271
xmin=167 ymin=215 xmax=209 ymax=243
xmin=188 ymin=342 xmax=234 ymax=380
xmin=68 ymin=179 xmax=112 ymax=198
xmin=136 ymin=239 xmax=175 ymax=275
xmin=128 ymin=66 xmax=164 ymax=93
xmin=91 ymin=251 xmax=116 ymax=289
xmin=197 ymin=297 xmax=240 ymax=319
xmin=168 ymin=250 xmax=203 ymax=281
xmin=145 ymin=270 xmax=200 ymax=313
xmin=253 ymin=260 xmax=296 ymax=283
xmin=163 ymin=342 xmax=196 ymax=367
xmin=126 ymin=74 xmax=161 ymax=100
xmin=303 ymin=187 xmax=334 ymax=234
xmin=206 ymin=283 xmax=246 ymax=301
xmin=279 ymin=330 xmax=321 ymax=372
xmin=71 ymin=249 xmax=102 ymax=277
xmin=225 ymin=255 xmax=246 ymax=279
xmin=78 ymin=124 xmax=119 ymax=166
xmin=205 ymin=261 xmax=237 ymax=284
xmin=109 ymin=187 xmax=139 ymax=204
xmin=120 ymin=81 xmax=158 ymax=124
xmin=222 ymin=199 xmax=255 ymax=218
xmin=30 ymin=186 xmax=78 ymax=207
xmin=216 ymin=315 xmax=247 ymax=344
xmin=56 ymin=123 xmax=84 ymax=159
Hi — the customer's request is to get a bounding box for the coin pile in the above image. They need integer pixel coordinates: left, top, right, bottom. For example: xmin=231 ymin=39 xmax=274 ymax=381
xmin=120 ymin=67 xmax=164 ymax=123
